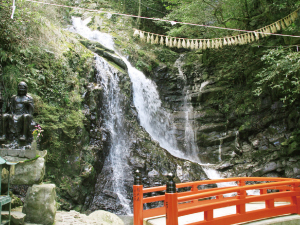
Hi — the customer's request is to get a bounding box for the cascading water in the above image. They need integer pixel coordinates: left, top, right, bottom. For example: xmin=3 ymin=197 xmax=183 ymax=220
xmin=69 ymin=17 xmax=132 ymax=214
xmin=219 ymin=138 xmax=223 ymax=162
xmin=69 ymin=16 xmax=241 ymax=213
xmin=69 ymin=16 xmax=184 ymax=159
xmin=125 ymin=58 xmax=186 ymax=159
xmin=174 ymin=55 xmax=199 ymax=161
xmin=94 ymin=55 xmax=132 ymax=214
xmin=174 ymin=55 xmax=237 ymax=189
xmin=69 ymin=17 xmax=114 ymax=50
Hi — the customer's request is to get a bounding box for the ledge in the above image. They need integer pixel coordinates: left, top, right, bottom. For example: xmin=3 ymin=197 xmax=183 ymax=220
xmin=0 ymin=149 xmax=47 ymax=159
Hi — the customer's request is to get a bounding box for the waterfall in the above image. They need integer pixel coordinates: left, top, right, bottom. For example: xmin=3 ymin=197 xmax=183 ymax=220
xmin=125 ymin=59 xmax=186 ymax=159
xmin=69 ymin=17 xmax=132 ymax=214
xmin=69 ymin=17 xmax=239 ymax=213
xmin=94 ymin=55 xmax=132 ymax=214
xmin=219 ymin=138 xmax=223 ymax=162
xmin=69 ymin=16 xmax=183 ymax=158
xmin=174 ymin=56 xmax=237 ymax=189
xmin=174 ymin=55 xmax=199 ymax=161
xmin=69 ymin=17 xmax=115 ymax=50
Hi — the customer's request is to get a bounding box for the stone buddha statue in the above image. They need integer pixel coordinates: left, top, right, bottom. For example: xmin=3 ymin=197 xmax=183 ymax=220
xmin=0 ymin=81 xmax=34 ymax=141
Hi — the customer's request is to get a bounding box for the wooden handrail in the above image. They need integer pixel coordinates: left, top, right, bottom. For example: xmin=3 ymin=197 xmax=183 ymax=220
xmin=133 ymin=177 xmax=300 ymax=225
xmin=142 ymin=177 xmax=294 ymax=193
xmin=178 ymin=180 xmax=300 ymax=202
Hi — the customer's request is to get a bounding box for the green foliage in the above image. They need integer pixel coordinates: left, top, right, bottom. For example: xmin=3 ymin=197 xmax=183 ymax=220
xmin=156 ymin=0 xmax=300 ymax=39
xmin=154 ymin=48 xmax=178 ymax=64
xmin=281 ymin=129 xmax=300 ymax=154
xmin=0 ymin=0 xmax=96 ymax=209
xmin=0 ymin=0 xmax=30 ymax=51
xmin=254 ymin=48 xmax=300 ymax=106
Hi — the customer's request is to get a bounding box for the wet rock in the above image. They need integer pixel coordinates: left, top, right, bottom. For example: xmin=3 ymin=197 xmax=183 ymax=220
xmin=217 ymin=163 xmax=233 ymax=171
xmin=252 ymin=161 xmax=279 ymax=176
xmin=262 ymin=162 xmax=278 ymax=173
xmin=79 ymin=38 xmax=114 ymax=54
xmin=129 ymin=156 xmax=145 ymax=168
xmin=191 ymin=87 xmax=225 ymax=103
xmin=148 ymin=169 xmax=159 ymax=178
xmin=102 ymin=51 xmax=127 ymax=71
xmin=293 ymin=167 xmax=300 ymax=175
xmin=198 ymin=123 xmax=226 ymax=133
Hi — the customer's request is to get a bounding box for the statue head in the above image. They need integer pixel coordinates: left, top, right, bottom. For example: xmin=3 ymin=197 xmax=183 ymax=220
xmin=18 ymin=81 xmax=28 ymax=96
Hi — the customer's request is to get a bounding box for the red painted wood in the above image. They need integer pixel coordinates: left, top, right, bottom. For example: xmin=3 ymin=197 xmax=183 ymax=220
xmin=133 ymin=185 xmax=143 ymax=225
xmin=143 ymin=207 xmax=166 ymax=218
xmin=185 ymin=205 xmax=297 ymax=225
xmin=165 ymin=193 xmax=179 ymax=225
xmin=133 ymin=177 xmax=300 ymax=225
xmin=142 ymin=195 xmax=165 ymax=204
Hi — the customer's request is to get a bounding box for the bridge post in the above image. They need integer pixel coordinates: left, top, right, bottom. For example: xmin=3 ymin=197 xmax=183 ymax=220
xmin=165 ymin=173 xmax=178 ymax=225
xmin=133 ymin=170 xmax=143 ymax=225
xmin=238 ymin=178 xmax=245 ymax=187
xmin=236 ymin=189 xmax=246 ymax=214
xmin=291 ymin=182 xmax=300 ymax=214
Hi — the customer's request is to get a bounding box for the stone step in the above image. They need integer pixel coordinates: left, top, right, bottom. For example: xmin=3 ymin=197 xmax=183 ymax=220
xmin=24 ymin=223 xmax=43 ymax=225
xmin=2 ymin=211 xmax=26 ymax=225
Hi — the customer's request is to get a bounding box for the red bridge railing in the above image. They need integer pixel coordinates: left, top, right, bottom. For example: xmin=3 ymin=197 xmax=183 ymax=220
xmin=133 ymin=170 xmax=300 ymax=225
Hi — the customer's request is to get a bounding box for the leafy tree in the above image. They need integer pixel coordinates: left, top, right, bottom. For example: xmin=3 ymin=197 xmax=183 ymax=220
xmin=254 ymin=47 xmax=300 ymax=106
xmin=156 ymin=0 xmax=300 ymax=38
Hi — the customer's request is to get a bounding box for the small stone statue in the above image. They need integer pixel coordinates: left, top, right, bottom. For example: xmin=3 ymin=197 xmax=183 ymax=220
xmin=0 ymin=82 xmax=34 ymax=141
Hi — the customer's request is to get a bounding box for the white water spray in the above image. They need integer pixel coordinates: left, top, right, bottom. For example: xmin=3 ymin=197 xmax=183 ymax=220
xmin=219 ymin=138 xmax=223 ymax=162
xmin=70 ymin=17 xmax=242 ymax=212
xmin=94 ymin=55 xmax=132 ymax=214
xmin=69 ymin=17 xmax=132 ymax=214
xmin=125 ymin=62 xmax=185 ymax=159
xmin=174 ymin=55 xmax=199 ymax=161
xmin=174 ymin=56 xmax=237 ymax=190
xmin=69 ymin=17 xmax=115 ymax=50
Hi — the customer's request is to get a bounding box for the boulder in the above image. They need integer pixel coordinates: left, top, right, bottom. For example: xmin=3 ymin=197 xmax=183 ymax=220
xmin=22 ymin=184 xmax=57 ymax=225
xmin=87 ymin=210 xmax=124 ymax=225
xmin=2 ymin=157 xmax=45 ymax=185
xmin=118 ymin=215 xmax=133 ymax=225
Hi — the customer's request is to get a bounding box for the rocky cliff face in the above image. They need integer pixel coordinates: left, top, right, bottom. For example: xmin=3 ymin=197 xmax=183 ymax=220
xmin=78 ymin=36 xmax=207 ymax=214
xmin=31 ymin=13 xmax=300 ymax=214
xmin=144 ymin=50 xmax=300 ymax=180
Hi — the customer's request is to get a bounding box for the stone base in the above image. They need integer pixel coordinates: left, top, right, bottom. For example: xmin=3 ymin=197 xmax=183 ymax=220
xmin=2 ymin=211 xmax=26 ymax=225
xmin=0 ymin=149 xmax=47 ymax=159
xmin=0 ymin=148 xmax=47 ymax=185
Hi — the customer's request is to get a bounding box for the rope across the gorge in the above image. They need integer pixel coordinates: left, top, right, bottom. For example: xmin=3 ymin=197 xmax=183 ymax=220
xmin=133 ymin=8 xmax=300 ymax=50
xmin=23 ymin=0 xmax=300 ymax=50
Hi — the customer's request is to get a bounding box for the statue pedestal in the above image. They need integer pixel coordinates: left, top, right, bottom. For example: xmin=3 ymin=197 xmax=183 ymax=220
xmin=0 ymin=149 xmax=47 ymax=160
xmin=0 ymin=148 xmax=47 ymax=185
